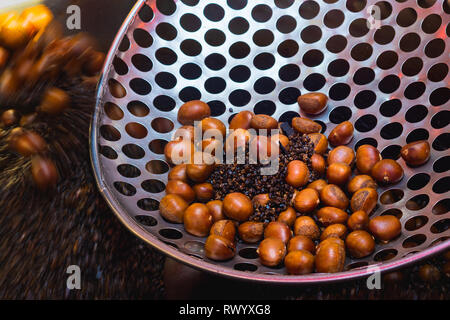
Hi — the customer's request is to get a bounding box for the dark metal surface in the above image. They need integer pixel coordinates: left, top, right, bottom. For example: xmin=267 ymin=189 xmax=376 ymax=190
xmin=92 ymin=0 xmax=450 ymax=283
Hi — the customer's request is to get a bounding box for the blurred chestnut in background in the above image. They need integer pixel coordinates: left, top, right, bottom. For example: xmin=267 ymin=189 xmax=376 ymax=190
xmin=10 ymin=130 xmax=47 ymax=156
xmin=418 ymin=264 xmax=441 ymax=283
xmin=20 ymin=5 xmax=53 ymax=32
xmin=297 ymin=92 xmax=328 ymax=115
xmin=1 ymin=109 xmax=19 ymax=126
xmin=223 ymin=192 xmax=253 ymax=221
xmin=177 ymin=100 xmax=211 ymax=125
xmin=369 ymin=215 xmax=401 ymax=242
xmin=19 ymin=112 xmax=37 ymax=127
xmin=328 ymin=121 xmax=354 ymax=146
xmin=31 ymin=155 xmax=58 ymax=191
xmin=0 ymin=46 xmax=8 ymax=69
xmin=159 ymin=194 xmax=188 ymax=223
xmin=371 ymin=159 xmax=404 ymax=184
xmin=229 ymin=110 xmax=254 ymax=130
xmin=356 ymin=144 xmax=381 ymax=174
xmin=257 ymin=237 xmax=286 ymax=267
xmin=38 ymin=87 xmax=70 ymax=115
xmin=400 ymin=140 xmax=430 ymax=167
xmin=183 ymin=203 xmax=213 ymax=237
xmin=285 ymin=250 xmax=315 ymax=275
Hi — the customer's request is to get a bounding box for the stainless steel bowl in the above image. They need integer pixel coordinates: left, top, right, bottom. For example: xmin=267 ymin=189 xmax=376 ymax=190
xmin=91 ymin=0 xmax=450 ymax=283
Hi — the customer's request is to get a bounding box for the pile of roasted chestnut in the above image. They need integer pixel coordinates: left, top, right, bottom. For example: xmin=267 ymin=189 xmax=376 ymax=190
xmin=0 ymin=5 xmax=104 ymax=190
xmin=159 ymin=90 xmax=431 ymax=274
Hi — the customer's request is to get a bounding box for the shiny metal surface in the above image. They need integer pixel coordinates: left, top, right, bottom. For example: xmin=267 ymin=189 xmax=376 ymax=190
xmin=91 ymin=0 xmax=449 ymax=283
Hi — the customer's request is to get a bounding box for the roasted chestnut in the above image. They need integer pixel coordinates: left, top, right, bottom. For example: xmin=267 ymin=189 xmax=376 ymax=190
xmin=225 ymin=128 xmax=251 ymax=152
xmin=210 ymin=220 xmax=236 ymax=242
xmin=356 ymin=144 xmax=382 ymax=174
xmin=350 ymin=187 xmax=378 ymax=215
xmin=400 ymin=140 xmax=430 ymax=167
xmin=345 ymin=230 xmax=375 ymax=258
xmin=284 ymin=250 xmax=315 ymax=275
xmin=238 ymin=221 xmax=264 ymax=243
xmin=177 ymin=100 xmax=211 ymax=125
xmin=320 ymin=184 xmax=349 ymax=210
xmin=297 ymin=92 xmax=328 ymax=115
xmin=193 ymin=183 xmax=214 ymax=202
xmin=183 ymin=203 xmax=213 ymax=237
xmin=320 ymin=224 xmax=347 ymax=241
xmin=206 ymin=200 xmax=225 ymax=222
xmin=311 ymin=153 xmax=326 ymax=175
xmin=229 ymin=110 xmax=254 ymax=130
xmin=166 ymin=180 xmax=195 ymax=203
xmin=347 ymin=175 xmax=377 ymax=194
xmin=326 ymin=162 xmax=351 ymax=186
xmin=418 ymin=264 xmax=441 ymax=283
xmin=347 ymin=210 xmax=369 ymax=231
xmin=277 ymin=207 xmax=297 ymax=227
xmin=307 ymin=179 xmax=327 ymax=194
xmin=293 ymin=188 xmax=320 ymax=214
xmin=159 ymin=194 xmax=189 ymax=223
xmin=328 ymin=121 xmax=354 ymax=146
xmin=173 ymin=125 xmax=195 ymax=142
xmin=371 ymin=159 xmax=404 ymax=184
xmin=223 ymin=192 xmax=253 ymax=221
xmin=257 ymin=237 xmax=286 ymax=267
xmin=315 ymin=237 xmax=345 ymax=273
xmin=250 ymin=114 xmax=278 ymax=131
xmin=164 ymin=140 xmax=195 ymax=166
xmin=317 ymin=207 xmax=348 ymax=226
xmin=186 ymin=153 xmax=215 ymax=182
xmin=307 ymin=133 xmax=328 ymax=155
xmin=286 ymin=160 xmax=309 ymax=188
xmin=252 ymin=193 xmax=270 ymax=207
xmin=291 ymin=117 xmax=322 ymax=134
xmin=287 ymin=235 xmax=315 ymax=254
xmin=168 ymin=164 xmax=188 ymax=182
xmin=369 ymin=215 xmax=401 ymax=242
xmin=327 ymin=145 xmax=355 ymax=166
xmin=200 ymin=117 xmax=226 ymax=137
xmin=293 ymin=216 xmax=320 ymax=240
xmin=205 ymin=235 xmax=236 ymax=261
xmin=264 ymin=221 xmax=292 ymax=244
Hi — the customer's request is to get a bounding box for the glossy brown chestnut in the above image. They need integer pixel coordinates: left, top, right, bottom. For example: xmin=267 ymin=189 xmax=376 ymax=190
xmin=286 ymin=160 xmax=309 ymax=188
xmin=418 ymin=264 xmax=441 ymax=283
xmin=225 ymin=128 xmax=251 ymax=152
xmin=0 ymin=13 xmax=33 ymax=49
xmin=297 ymin=92 xmax=328 ymax=115
xmin=320 ymin=224 xmax=347 ymax=241
xmin=1 ymin=109 xmax=19 ymax=126
xmin=164 ymin=140 xmax=194 ymax=165
xmin=326 ymin=163 xmax=351 ymax=185
xmin=311 ymin=154 xmax=326 ymax=175
xmin=10 ymin=130 xmax=47 ymax=156
xmin=327 ymin=146 xmax=355 ymax=166
xmin=39 ymin=87 xmax=70 ymax=114
xmin=186 ymin=153 xmax=215 ymax=182
xmin=347 ymin=210 xmax=369 ymax=231
xmin=166 ymin=180 xmax=195 ymax=203
xmin=200 ymin=117 xmax=226 ymax=137
xmin=315 ymin=237 xmax=345 ymax=273
xmin=369 ymin=215 xmax=401 ymax=242
xmin=177 ymin=100 xmax=211 ymax=125
xmin=293 ymin=216 xmax=320 ymax=240
xmin=328 ymin=121 xmax=354 ymax=146
xmin=356 ymin=145 xmax=382 ymax=174
xmin=345 ymin=230 xmax=375 ymax=258
xmin=400 ymin=140 xmax=430 ymax=167
xmin=83 ymin=50 xmax=105 ymax=76
xmin=317 ymin=207 xmax=348 ymax=226
xmin=371 ymin=159 xmax=404 ymax=184
xmin=291 ymin=117 xmax=322 ymax=134
xmin=31 ymin=155 xmax=58 ymax=190
xmin=223 ymin=192 xmax=253 ymax=221
xmin=206 ymin=200 xmax=225 ymax=222
xmin=285 ymin=250 xmax=315 ymax=275
xmin=307 ymin=133 xmax=328 ymax=155
xmin=250 ymin=114 xmax=278 ymax=131
xmin=264 ymin=221 xmax=292 ymax=244
xmin=173 ymin=125 xmax=195 ymax=142
xmin=238 ymin=221 xmax=264 ymax=243
xmin=229 ymin=110 xmax=254 ymax=130
xmin=320 ymin=184 xmax=349 ymax=210
xmin=347 ymin=175 xmax=377 ymax=194
xmin=350 ymin=187 xmax=378 ymax=214
xmin=210 ymin=220 xmax=236 ymax=242
xmin=193 ymin=183 xmax=214 ymax=202
xmin=287 ymin=235 xmax=316 ymax=254
xmin=257 ymin=237 xmax=286 ymax=267
xmin=183 ymin=203 xmax=213 ymax=237
xmin=159 ymin=194 xmax=189 ymax=223
xmin=252 ymin=193 xmax=270 ymax=207
xmin=293 ymin=188 xmax=320 ymax=214
xmin=307 ymin=179 xmax=327 ymax=194
xmin=168 ymin=164 xmax=188 ymax=182
xmin=277 ymin=207 xmax=297 ymax=227
xmin=19 ymin=112 xmax=37 ymax=127
xmin=0 ymin=46 xmax=8 ymax=69
xmin=205 ymin=235 xmax=236 ymax=261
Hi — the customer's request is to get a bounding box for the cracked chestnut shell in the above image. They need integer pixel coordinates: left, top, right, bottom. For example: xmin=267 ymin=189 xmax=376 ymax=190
xmin=350 ymin=187 xmax=378 ymax=215
xmin=210 ymin=220 xmax=236 ymax=242
xmin=205 ymin=235 xmax=236 ymax=261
